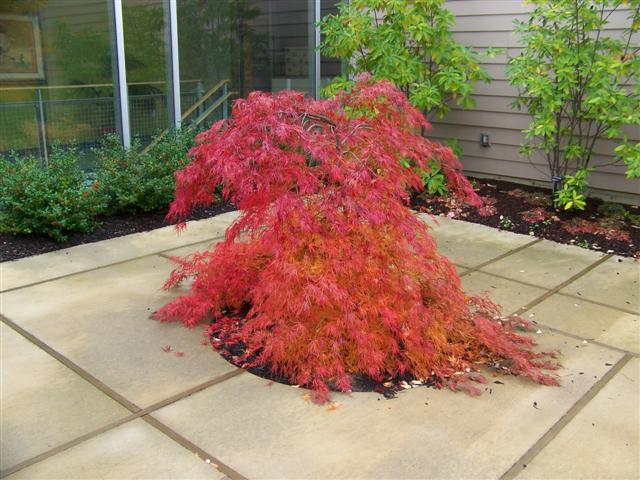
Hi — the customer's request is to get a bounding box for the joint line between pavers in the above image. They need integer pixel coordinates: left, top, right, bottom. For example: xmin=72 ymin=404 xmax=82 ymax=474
xmin=465 ymin=269 xmax=555 ymax=292
xmin=464 ymin=266 xmax=640 ymax=319
xmin=529 ymin=323 xmax=639 ymax=358
xmin=458 ymin=238 xmax=544 ymax=278
xmin=0 ymin=313 xmax=140 ymax=412
xmin=509 ymin=253 xmax=613 ymax=316
xmin=555 ymin=291 xmax=640 ymax=317
xmin=499 ymin=354 xmax=634 ymax=480
xmin=497 ymin=253 xmax=637 ymax=356
xmin=0 ymin=415 xmax=136 ymax=479
xmin=142 ymin=415 xmax=248 ymax=480
xmin=0 ymin=234 xmax=226 ymax=294
xmin=137 ymin=369 xmax=245 ymax=416
xmin=0 ymin=344 xmax=246 ymax=479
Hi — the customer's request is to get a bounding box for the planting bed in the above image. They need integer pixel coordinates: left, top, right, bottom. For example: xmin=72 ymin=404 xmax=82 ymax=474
xmin=411 ymin=178 xmax=639 ymax=258
xmin=211 ymin=319 xmax=489 ymax=400
xmin=0 ymin=202 xmax=234 ymax=262
xmin=4 ymin=178 xmax=637 ymax=262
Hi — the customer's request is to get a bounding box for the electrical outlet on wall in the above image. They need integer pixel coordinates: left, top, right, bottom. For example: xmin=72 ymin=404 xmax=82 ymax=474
xmin=480 ymin=133 xmax=490 ymax=147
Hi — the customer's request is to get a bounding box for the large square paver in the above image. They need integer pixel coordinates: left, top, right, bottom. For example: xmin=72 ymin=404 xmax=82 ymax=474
xmin=6 ymin=419 xmax=225 ymax=479
xmin=153 ymin=331 xmax=622 ymax=479
xmin=0 ymin=324 xmax=130 ymax=471
xmin=560 ymin=255 xmax=640 ymax=314
xmin=161 ymin=239 xmax=224 ymax=258
xmin=481 ymin=240 xmax=605 ymax=289
xmin=419 ymin=214 xmax=535 ymax=268
xmin=527 ymin=294 xmax=640 ymax=354
xmin=461 ymin=271 xmax=547 ymax=314
xmin=0 ymin=211 xmax=238 ymax=293
xmin=517 ymin=358 xmax=640 ymax=480
xmin=0 ymin=255 xmax=236 ymax=407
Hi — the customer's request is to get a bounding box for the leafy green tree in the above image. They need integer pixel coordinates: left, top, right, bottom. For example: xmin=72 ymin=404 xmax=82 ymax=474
xmin=507 ymin=0 xmax=640 ymax=209
xmin=320 ymin=0 xmax=496 ymax=119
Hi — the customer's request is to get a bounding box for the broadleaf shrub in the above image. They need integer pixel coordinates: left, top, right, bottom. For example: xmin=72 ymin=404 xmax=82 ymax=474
xmin=320 ymin=0 xmax=496 ymax=119
xmin=555 ymin=168 xmax=590 ymax=211
xmin=154 ymin=78 xmax=558 ymax=403
xmin=0 ymin=146 xmax=104 ymax=242
xmin=507 ymin=0 xmax=640 ymax=204
xmin=95 ymin=127 xmax=197 ymax=214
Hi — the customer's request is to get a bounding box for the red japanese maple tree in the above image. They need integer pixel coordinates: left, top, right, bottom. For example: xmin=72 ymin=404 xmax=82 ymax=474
xmin=154 ymin=77 xmax=558 ymax=402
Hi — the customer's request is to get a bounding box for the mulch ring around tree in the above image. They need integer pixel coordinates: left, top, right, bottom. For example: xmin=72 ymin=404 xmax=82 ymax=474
xmin=209 ymin=314 xmax=509 ymax=402
xmin=0 ymin=202 xmax=235 ymax=262
xmin=411 ymin=177 xmax=640 ymax=258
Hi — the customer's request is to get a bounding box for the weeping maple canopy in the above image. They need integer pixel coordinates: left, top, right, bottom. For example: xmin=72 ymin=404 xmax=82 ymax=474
xmin=154 ymin=77 xmax=558 ymax=402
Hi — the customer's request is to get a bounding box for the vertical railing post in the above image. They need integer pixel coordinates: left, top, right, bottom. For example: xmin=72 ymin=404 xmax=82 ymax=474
xmin=111 ymin=0 xmax=131 ymax=149
xmin=166 ymin=0 xmax=181 ymax=129
xmin=196 ymin=81 xmax=204 ymax=118
xmin=35 ymin=88 xmax=49 ymax=165
xmin=308 ymin=0 xmax=321 ymax=98
xmin=222 ymin=82 xmax=229 ymax=119
xmin=314 ymin=0 xmax=321 ymax=99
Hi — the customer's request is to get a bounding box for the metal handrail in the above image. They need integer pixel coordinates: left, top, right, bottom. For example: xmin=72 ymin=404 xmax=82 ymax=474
xmin=140 ymin=79 xmax=234 ymax=154
xmin=0 ymin=79 xmax=203 ymax=92
xmin=180 ymin=79 xmax=230 ymax=120
xmin=191 ymin=90 xmax=237 ymax=127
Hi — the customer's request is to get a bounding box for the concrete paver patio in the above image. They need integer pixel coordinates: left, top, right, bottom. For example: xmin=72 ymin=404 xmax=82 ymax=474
xmin=1 ymin=211 xmax=638 ymax=479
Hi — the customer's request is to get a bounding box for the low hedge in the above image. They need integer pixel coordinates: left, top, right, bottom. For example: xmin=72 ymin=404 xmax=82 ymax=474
xmin=0 ymin=127 xmax=198 ymax=242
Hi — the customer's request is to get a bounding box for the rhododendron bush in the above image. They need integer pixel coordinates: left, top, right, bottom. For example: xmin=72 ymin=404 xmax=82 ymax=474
xmin=154 ymin=78 xmax=558 ymax=403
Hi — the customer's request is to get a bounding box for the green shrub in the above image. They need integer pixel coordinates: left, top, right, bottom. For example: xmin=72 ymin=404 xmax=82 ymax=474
xmin=95 ymin=128 xmax=196 ymax=214
xmin=507 ymin=0 xmax=640 ymax=192
xmin=320 ymin=0 xmax=498 ymax=119
xmin=555 ymin=168 xmax=590 ymax=211
xmin=421 ymin=159 xmax=448 ymax=196
xmin=0 ymin=146 xmax=103 ymax=241
xmin=597 ymin=201 xmax=627 ymax=219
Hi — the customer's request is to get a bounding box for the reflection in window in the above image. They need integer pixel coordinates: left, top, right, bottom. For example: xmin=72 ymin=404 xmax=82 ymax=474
xmin=0 ymin=0 xmax=118 ymax=165
xmin=177 ymin=0 xmax=321 ymax=129
xmin=123 ymin=0 xmax=172 ymax=144
xmin=0 ymin=0 xmax=343 ymax=162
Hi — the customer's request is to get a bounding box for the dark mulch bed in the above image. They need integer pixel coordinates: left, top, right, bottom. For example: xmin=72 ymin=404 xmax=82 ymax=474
xmin=0 ymin=202 xmax=235 ymax=262
xmin=211 ymin=321 xmax=441 ymax=401
xmin=209 ymin=307 xmax=508 ymax=401
xmin=411 ymin=178 xmax=640 ymax=258
xmin=4 ymin=178 xmax=637 ymax=262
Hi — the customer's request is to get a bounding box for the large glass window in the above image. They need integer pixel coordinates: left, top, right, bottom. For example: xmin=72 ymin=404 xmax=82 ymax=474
xmin=177 ymin=0 xmax=318 ymax=129
xmin=0 ymin=0 xmax=343 ymax=162
xmin=0 ymin=0 xmax=119 ymax=166
xmin=321 ymin=0 xmax=342 ymax=91
xmin=123 ymin=0 xmax=173 ymax=144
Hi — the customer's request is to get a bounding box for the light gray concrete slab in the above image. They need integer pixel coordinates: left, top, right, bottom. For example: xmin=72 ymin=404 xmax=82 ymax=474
xmin=0 ymin=211 xmax=239 ymax=292
xmin=0 ymin=324 xmax=130 ymax=471
xmin=527 ymin=294 xmax=640 ymax=354
xmin=560 ymin=255 xmax=640 ymax=314
xmin=461 ymin=271 xmax=547 ymax=314
xmin=517 ymin=358 xmax=640 ymax=480
xmin=153 ymin=331 xmax=622 ymax=480
xmin=0 ymin=255 xmax=236 ymax=407
xmin=6 ymin=419 xmax=226 ymax=480
xmin=418 ymin=214 xmax=535 ymax=268
xmin=161 ymin=239 xmax=223 ymax=258
xmin=480 ymin=239 xmax=606 ymax=289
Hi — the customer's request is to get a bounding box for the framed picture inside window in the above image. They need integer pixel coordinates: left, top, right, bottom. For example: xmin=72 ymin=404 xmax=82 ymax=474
xmin=0 ymin=14 xmax=44 ymax=80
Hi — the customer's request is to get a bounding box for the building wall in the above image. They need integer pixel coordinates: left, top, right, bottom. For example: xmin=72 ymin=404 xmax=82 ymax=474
xmin=431 ymin=0 xmax=639 ymax=202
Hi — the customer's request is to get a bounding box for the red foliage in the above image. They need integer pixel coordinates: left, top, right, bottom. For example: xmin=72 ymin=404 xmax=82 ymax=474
xmin=521 ymin=207 xmax=549 ymax=224
xmin=154 ymin=77 xmax=558 ymax=403
xmin=564 ymin=218 xmax=631 ymax=242
xmin=478 ymin=196 xmax=498 ymax=217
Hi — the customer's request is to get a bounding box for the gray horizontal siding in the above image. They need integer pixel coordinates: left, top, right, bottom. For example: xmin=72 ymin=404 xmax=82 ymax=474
xmin=434 ymin=0 xmax=640 ymax=198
